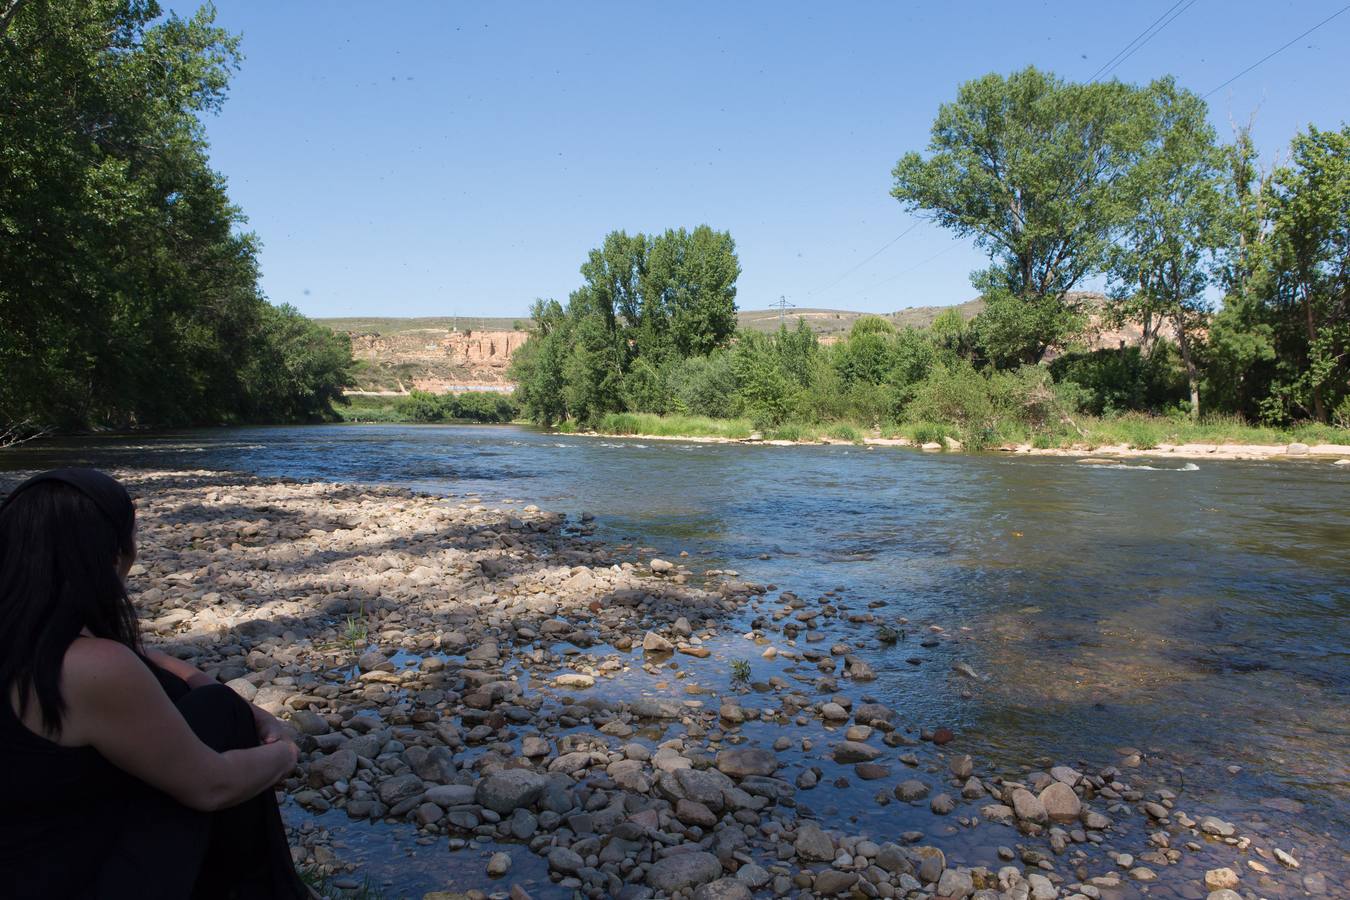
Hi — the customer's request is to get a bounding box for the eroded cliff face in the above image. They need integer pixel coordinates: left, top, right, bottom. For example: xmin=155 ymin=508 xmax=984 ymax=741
xmin=343 ymin=329 xmax=528 ymax=392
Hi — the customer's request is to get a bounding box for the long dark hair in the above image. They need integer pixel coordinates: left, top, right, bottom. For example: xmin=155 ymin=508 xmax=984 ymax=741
xmin=0 ymin=469 xmax=140 ymax=734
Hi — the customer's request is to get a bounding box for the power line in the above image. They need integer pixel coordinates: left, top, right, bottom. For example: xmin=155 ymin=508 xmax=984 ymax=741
xmin=805 ymin=219 xmax=923 ymax=298
xmin=1086 ymin=0 xmax=1189 ymax=82
xmin=1091 ymin=0 xmax=1201 ymax=83
xmin=834 ymin=243 xmax=960 ymax=305
xmin=1203 ymin=3 xmax=1350 ymax=99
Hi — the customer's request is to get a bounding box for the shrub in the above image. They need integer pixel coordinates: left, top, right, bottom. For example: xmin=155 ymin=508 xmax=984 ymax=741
xmin=400 ymin=390 xmax=451 ymax=422
xmin=668 ymin=352 xmax=739 ymax=419
xmin=450 ymin=391 xmax=517 ymax=423
xmin=826 ymin=423 xmax=863 ymax=442
xmin=621 ymin=357 xmax=670 ymax=414
xmin=398 ymin=390 xmax=516 ymax=423
xmin=1049 ymin=346 xmax=1185 ymax=416
xmin=732 ymin=334 xmax=793 ymax=429
xmin=909 ymin=422 xmax=949 ymax=445
xmin=906 ymin=362 xmax=996 ymax=434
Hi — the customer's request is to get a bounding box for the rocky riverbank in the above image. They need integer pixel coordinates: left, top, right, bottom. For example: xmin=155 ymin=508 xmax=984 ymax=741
xmin=18 ymin=469 xmax=1339 ymax=900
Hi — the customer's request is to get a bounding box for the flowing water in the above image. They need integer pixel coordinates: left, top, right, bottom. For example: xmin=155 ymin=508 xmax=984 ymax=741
xmin=5 ymin=424 xmax=1348 ymax=889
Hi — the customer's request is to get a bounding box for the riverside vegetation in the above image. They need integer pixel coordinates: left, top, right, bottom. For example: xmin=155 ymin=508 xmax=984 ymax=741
xmin=0 ymin=2 xmax=353 ymax=436
xmin=9 ymin=467 xmax=1333 ymax=900
xmin=510 ymin=70 xmax=1350 ymax=449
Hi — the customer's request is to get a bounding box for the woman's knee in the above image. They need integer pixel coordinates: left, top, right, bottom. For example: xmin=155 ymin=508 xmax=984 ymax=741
xmin=175 ymin=683 xmax=258 ymax=752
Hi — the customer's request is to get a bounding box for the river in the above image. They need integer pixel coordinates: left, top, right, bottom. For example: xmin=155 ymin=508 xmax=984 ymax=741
xmin=4 ymin=423 xmax=1348 ymax=879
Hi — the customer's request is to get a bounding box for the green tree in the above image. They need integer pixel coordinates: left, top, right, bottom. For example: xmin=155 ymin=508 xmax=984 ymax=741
xmin=0 ymin=0 xmax=352 ymax=429
xmin=892 ymin=67 xmax=1158 ymax=365
xmin=646 ymin=226 xmax=740 ymax=357
xmin=1264 ymin=125 xmax=1350 ymax=423
xmin=731 ymin=331 xmax=792 ymax=429
xmin=511 ymin=227 xmax=739 ymax=425
xmin=1107 ymin=80 xmax=1222 ymax=420
xmin=508 ymin=302 xmax=569 ymax=426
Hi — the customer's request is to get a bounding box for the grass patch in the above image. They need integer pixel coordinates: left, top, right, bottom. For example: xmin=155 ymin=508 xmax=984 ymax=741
xmin=825 ymin=423 xmax=865 ymax=443
xmin=1076 ymin=413 xmax=1350 ymax=450
xmin=594 ymin=412 xmax=754 ymax=439
xmin=335 ymin=395 xmax=410 ymax=424
xmin=906 ymin=422 xmax=950 ymax=445
xmin=564 ymin=410 xmax=1349 ymax=451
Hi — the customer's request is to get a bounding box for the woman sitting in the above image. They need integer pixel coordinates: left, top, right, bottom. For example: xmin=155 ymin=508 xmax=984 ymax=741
xmin=0 ymin=468 xmax=310 ymax=899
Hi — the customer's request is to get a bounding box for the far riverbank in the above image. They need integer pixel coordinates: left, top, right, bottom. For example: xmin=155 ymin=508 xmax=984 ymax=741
xmin=568 ymin=427 xmax=1350 ymax=463
xmin=563 ymin=411 xmax=1350 ymax=463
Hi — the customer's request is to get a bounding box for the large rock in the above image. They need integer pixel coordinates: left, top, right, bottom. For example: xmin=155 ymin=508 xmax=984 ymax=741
xmin=815 ymin=870 xmax=860 ymax=895
xmin=715 ymin=747 xmax=778 ymax=778
xmin=1039 ymin=781 xmax=1081 ymax=822
xmin=646 ymin=851 xmax=723 ymax=892
xmin=833 ymin=740 xmax=880 ymax=763
xmin=629 ymin=698 xmax=683 ymax=719
xmin=475 ymin=769 xmax=547 ymax=814
xmin=424 ymin=784 xmax=477 ymax=808
xmin=676 ymin=798 xmax=718 ymax=828
xmin=376 ymin=773 xmax=425 ymax=806
xmin=643 ymin=631 xmax=674 ymax=652
xmin=1011 ymin=787 xmax=1048 ymax=824
xmin=938 ymin=868 xmax=975 ymax=900
xmin=854 ymin=702 xmax=895 ymax=727
xmin=672 ymin=768 xmax=732 ymax=811
xmin=794 ymin=822 xmax=835 ymax=861
xmin=694 ymin=879 xmax=753 ymax=900
xmin=895 ymin=779 xmax=929 ymax=801
xmin=309 ymin=749 xmax=357 ymax=785
xmin=547 ymin=846 xmax=583 ymax=875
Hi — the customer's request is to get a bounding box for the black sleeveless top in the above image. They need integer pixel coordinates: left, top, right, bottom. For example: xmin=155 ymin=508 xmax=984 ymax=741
xmin=0 ymin=653 xmax=191 ymax=895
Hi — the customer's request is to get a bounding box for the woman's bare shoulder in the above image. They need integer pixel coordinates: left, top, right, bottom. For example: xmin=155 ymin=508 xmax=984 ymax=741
xmin=63 ymin=637 xmax=151 ymax=695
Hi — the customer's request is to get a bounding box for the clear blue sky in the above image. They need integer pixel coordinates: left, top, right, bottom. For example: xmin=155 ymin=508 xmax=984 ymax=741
xmin=171 ymin=1 xmax=1350 ymax=319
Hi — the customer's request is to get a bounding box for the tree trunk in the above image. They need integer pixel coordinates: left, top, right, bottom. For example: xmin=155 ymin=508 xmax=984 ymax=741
xmin=1176 ymin=317 xmax=1201 ymax=423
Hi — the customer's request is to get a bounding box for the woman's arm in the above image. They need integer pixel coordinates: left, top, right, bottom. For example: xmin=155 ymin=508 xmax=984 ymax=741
xmin=142 ymin=647 xmax=215 ymax=689
xmin=62 ymin=639 xmax=298 ymax=812
xmin=143 ymin=647 xmax=295 ymax=744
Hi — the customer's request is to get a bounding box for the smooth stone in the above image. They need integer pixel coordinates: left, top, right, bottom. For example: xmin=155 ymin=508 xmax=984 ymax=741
xmin=794 ymin=822 xmax=835 ymax=861
xmin=1039 ymin=781 xmax=1082 ymax=822
xmin=646 ymin=851 xmax=723 ymax=892
xmin=895 ymin=779 xmax=929 ymax=801
xmin=814 ymin=870 xmax=859 ymax=896
xmin=475 ymin=769 xmax=547 ymax=814
xmin=547 ymin=847 xmax=584 ymax=875
xmin=715 ymin=747 xmax=778 ymax=778
xmin=693 ymin=878 xmax=752 ymax=900
xmin=1012 ymin=787 xmax=1048 ymax=824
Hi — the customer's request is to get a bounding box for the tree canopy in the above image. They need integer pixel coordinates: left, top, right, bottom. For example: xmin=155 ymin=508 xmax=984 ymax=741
xmin=893 ymin=66 xmax=1349 ymax=426
xmin=893 ymin=67 xmax=1161 ymax=365
xmin=0 ymin=0 xmax=353 ymax=432
xmin=511 ymin=226 xmax=739 ymax=425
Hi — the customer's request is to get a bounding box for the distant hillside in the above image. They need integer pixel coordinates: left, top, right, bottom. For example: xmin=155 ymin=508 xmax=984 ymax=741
xmin=736 ymin=299 xmax=985 ymax=337
xmin=319 ymin=294 xmax=1128 ymax=393
xmin=318 ymin=316 xmax=529 ymax=335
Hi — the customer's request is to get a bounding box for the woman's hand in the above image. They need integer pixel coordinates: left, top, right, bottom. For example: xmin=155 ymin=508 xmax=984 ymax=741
xmin=251 ymin=704 xmax=296 ymax=745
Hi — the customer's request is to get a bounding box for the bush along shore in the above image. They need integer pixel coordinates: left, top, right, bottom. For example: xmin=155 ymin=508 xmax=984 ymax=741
xmin=30 ymin=469 xmax=1337 ymax=900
